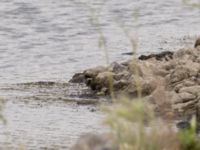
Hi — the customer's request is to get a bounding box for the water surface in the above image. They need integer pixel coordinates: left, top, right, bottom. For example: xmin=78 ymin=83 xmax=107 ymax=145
xmin=0 ymin=0 xmax=199 ymax=83
xmin=0 ymin=0 xmax=200 ymax=149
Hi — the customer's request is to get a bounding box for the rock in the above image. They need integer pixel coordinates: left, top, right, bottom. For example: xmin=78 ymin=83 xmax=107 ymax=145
xmin=138 ymin=51 xmax=173 ymax=61
xmin=182 ymin=80 xmax=196 ymax=87
xmin=179 ymin=86 xmax=200 ymax=96
xmin=172 ymin=92 xmax=196 ymax=104
xmin=176 ymin=121 xmax=191 ymax=130
xmin=173 ymin=48 xmax=193 ymax=59
xmin=84 ymin=66 xmax=107 ymax=78
xmin=113 ymin=71 xmax=131 ymax=81
xmin=153 ymin=68 xmax=168 ymax=77
xmin=76 ymin=99 xmax=99 ymax=105
xmin=178 ymin=92 xmax=197 ymax=103
xmin=169 ymin=66 xmax=190 ymax=84
xmin=194 ymin=37 xmax=200 ymax=48
xmin=124 ymin=75 xmax=143 ymax=96
xmin=172 ymin=79 xmax=196 ymax=93
xmin=69 ymin=39 xmax=200 ymax=121
xmin=70 ymin=73 xmax=85 ymax=83
xmin=141 ymin=77 xmax=157 ymax=96
xmin=95 ymin=71 xmax=114 ymax=87
xmin=128 ymin=59 xmax=143 ymax=76
xmin=113 ymin=79 xmax=129 ymax=90
xmin=162 ymin=61 xmax=176 ymax=71
xmin=110 ymin=62 xmax=127 ymax=73
xmin=173 ymin=99 xmax=198 ymax=114
xmin=68 ymin=39 xmax=200 ymax=147
xmin=71 ymin=134 xmax=117 ymax=150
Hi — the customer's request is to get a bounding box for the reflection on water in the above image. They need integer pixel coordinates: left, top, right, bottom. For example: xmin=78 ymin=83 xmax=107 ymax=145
xmin=0 ymin=100 xmax=103 ymax=150
xmin=0 ymin=82 xmax=104 ymax=150
xmin=0 ymin=0 xmax=200 ymax=149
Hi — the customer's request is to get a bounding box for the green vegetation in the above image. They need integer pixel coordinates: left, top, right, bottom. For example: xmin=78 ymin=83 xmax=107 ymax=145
xmin=104 ymin=98 xmax=200 ymax=150
xmin=178 ymin=117 xmax=200 ymax=150
xmin=182 ymin=0 xmax=200 ymax=8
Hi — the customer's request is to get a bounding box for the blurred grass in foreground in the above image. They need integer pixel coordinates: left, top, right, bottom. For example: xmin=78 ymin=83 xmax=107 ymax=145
xmin=96 ymin=1 xmax=200 ymax=150
xmin=0 ymin=99 xmax=6 ymax=124
xmin=104 ymin=98 xmax=200 ymax=150
xmin=182 ymin=0 xmax=200 ymax=8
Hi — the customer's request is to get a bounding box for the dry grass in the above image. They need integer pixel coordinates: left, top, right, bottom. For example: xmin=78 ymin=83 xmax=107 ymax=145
xmin=104 ymin=98 xmax=200 ymax=150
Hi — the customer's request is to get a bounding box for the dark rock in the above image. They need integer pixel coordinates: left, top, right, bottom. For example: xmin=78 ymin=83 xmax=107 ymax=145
xmin=70 ymin=73 xmax=85 ymax=83
xmin=176 ymin=121 xmax=191 ymax=130
xmin=194 ymin=37 xmax=200 ymax=48
xmin=76 ymin=99 xmax=99 ymax=105
xmin=138 ymin=51 xmax=174 ymax=61
xmin=121 ymin=52 xmax=134 ymax=55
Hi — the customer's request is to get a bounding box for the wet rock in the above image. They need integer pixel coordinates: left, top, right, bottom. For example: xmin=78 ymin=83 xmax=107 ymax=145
xmin=70 ymin=73 xmax=85 ymax=83
xmin=176 ymin=121 xmax=191 ymax=130
xmin=138 ymin=51 xmax=173 ymax=61
xmin=76 ymin=99 xmax=99 ymax=105
xmin=89 ymin=107 xmax=97 ymax=112
xmin=194 ymin=37 xmax=200 ymax=48
xmin=122 ymin=52 xmax=134 ymax=55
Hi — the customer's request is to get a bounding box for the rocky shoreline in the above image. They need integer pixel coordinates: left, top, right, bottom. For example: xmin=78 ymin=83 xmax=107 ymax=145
xmin=71 ymin=39 xmax=200 ymax=119
xmin=70 ymin=39 xmax=200 ymax=150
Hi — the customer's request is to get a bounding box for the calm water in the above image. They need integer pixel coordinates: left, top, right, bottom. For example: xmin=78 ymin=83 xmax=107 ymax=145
xmin=0 ymin=0 xmax=200 ymax=83
xmin=0 ymin=0 xmax=200 ymax=149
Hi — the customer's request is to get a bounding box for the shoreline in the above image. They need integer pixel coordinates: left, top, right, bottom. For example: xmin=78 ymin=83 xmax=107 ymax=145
xmin=70 ymin=38 xmax=200 ymax=149
xmin=70 ymin=40 xmax=200 ymax=118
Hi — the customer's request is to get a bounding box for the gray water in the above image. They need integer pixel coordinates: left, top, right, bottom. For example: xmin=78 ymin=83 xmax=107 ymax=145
xmin=0 ymin=0 xmax=200 ymax=149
